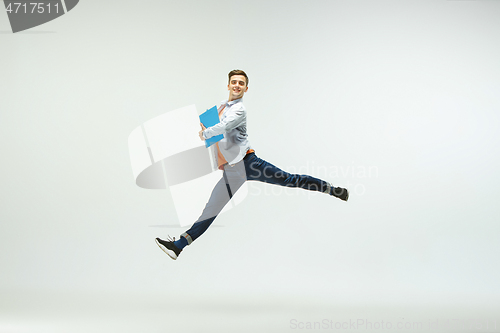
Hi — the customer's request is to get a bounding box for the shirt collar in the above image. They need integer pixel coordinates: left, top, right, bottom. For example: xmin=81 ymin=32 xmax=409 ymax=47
xmin=224 ymin=98 xmax=243 ymax=107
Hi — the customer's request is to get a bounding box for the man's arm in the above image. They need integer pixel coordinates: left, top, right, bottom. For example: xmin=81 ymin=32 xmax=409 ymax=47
xmin=199 ymin=123 xmax=206 ymax=141
xmin=202 ymin=107 xmax=246 ymax=140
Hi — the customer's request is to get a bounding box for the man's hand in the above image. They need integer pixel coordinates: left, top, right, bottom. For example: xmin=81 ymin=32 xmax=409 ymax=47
xmin=199 ymin=122 xmax=206 ymax=141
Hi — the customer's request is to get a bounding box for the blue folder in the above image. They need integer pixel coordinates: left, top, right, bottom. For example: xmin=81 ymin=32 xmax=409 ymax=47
xmin=199 ymin=106 xmax=223 ymax=148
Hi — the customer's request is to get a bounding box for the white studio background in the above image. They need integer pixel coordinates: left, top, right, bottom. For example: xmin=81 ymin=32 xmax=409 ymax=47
xmin=1 ymin=1 xmax=499 ymax=332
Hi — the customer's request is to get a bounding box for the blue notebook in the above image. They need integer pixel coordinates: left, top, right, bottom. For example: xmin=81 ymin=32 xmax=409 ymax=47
xmin=199 ymin=106 xmax=224 ymax=148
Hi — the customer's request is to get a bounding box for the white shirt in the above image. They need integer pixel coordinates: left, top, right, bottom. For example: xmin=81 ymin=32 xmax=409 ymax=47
xmin=202 ymin=98 xmax=252 ymax=167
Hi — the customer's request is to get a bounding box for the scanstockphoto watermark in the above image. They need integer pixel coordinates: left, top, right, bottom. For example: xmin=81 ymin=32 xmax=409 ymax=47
xmin=3 ymin=0 xmax=79 ymax=33
xmin=249 ymin=161 xmax=378 ymax=198
xmin=289 ymin=318 xmax=498 ymax=330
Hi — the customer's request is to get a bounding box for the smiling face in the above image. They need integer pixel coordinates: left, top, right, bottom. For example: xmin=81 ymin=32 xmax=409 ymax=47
xmin=227 ymin=75 xmax=248 ymax=101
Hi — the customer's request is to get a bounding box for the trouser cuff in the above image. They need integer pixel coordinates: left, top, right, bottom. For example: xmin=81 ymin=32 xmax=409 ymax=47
xmin=323 ymin=182 xmax=331 ymax=194
xmin=181 ymin=232 xmax=193 ymax=245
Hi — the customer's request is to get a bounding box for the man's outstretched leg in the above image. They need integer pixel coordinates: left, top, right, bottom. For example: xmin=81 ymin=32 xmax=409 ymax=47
xmin=156 ymin=161 xmax=247 ymax=260
xmin=244 ymin=152 xmax=349 ymax=201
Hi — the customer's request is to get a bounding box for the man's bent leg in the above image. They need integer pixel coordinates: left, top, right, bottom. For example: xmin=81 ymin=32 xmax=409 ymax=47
xmin=180 ymin=161 xmax=247 ymax=245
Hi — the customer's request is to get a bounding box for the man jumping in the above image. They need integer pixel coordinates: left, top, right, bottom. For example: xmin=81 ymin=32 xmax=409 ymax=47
xmin=155 ymin=69 xmax=348 ymax=260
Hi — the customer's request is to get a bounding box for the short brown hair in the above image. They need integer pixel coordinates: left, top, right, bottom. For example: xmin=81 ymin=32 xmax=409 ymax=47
xmin=228 ymin=69 xmax=248 ymax=86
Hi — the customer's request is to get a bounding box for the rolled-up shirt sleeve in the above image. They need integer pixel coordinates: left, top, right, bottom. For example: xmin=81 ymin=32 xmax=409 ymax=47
xmin=203 ymin=106 xmax=246 ymax=139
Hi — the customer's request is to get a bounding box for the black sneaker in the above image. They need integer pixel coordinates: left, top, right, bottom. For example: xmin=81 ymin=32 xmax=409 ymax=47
xmin=155 ymin=237 xmax=182 ymax=260
xmin=332 ymin=187 xmax=349 ymax=201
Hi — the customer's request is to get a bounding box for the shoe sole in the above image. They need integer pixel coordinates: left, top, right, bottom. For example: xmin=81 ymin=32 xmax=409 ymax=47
xmin=155 ymin=238 xmax=178 ymax=260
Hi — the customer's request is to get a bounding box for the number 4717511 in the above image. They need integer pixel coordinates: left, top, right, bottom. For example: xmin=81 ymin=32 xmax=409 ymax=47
xmin=5 ymin=2 xmax=60 ymax=14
